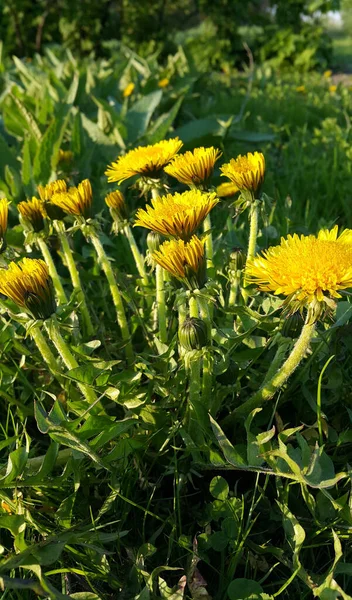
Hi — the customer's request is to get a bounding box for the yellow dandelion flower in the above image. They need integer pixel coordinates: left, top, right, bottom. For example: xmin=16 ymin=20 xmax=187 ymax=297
xmin=51 ymin=179 xmax=92 ymax=219
xmin=329 ymin=85 xmax=337 ymax=94
xmin=152 ymin=236 xmax=206 ymax=289
xmin=296 ymin=85 xmax=306 ymax=93
xmin=134 ymin=189 xmax=218 ymax=240
xmin=105 ymin=138 xmax=183 ymax=184
xmin=323 ymin=70 xmax=332 ymax=78
xmin=18 ymin=197 xmax=46 ymax=233
xmin=158 ymin=78 xmax=170 ymax=88
xmin=216 ymin=182 xmax=239 ymax=198
xmin=165 ymin=146 xmax=222 ymax=187
xmin=105 ymin=190 xmax=128 ymax=221
xmin=0 ymin=198 xmax=9 ymax=251
xmin=37 ymin=180 xmax=67 ymax=201
xmin=0 ymin=258 xmax=56 ymax=319
xmin=246 ymin=227 xmax=352 ymax=310
xmin=123 ymin=83 xmax=135 ymax=98
xmin=220 ymin=152 xmax=265 ymax=194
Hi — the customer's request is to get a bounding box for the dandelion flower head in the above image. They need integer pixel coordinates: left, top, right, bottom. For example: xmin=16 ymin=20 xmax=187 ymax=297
xmin=165 ymin=146 xmax=222 ymax=187
xmin=105 ymin=138 xmax=183 ymax=184
xmin=134 ymin=189 xmax=218 ymax=240
xmin=220 ymin=151 xmax=265 ymax=194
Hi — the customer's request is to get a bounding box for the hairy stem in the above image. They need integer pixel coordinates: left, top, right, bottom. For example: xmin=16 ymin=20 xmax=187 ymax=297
xmin=123 ymin=224 xmax=148 ymax=286
xmin=54 ymin=222 xmax=94 ymax=338
xmin=89 ymin=232 xmax=134 ymax=363
xmin=155 ymin=264 xmax=167 ymax=343
xmin=222 ymin=319 xmax=315 ymax=425
xmin=37 ymin=237 xmax=67 ymax=305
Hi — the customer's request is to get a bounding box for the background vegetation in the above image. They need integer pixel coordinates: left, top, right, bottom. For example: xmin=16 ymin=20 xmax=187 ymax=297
xmin=0 ymin=1 xmax=351 ymax=599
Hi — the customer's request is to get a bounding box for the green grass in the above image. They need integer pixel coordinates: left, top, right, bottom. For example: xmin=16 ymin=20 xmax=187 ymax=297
xmin=0 ymin=46 xmax=351 ymax=600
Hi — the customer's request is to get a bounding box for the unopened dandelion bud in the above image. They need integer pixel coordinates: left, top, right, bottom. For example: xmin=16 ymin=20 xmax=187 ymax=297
xmin=18 ymin=197 xmax=46 ymax=233
xmin=51 ymin=179 xmax=92 ymax=219
xmin=229 ymin=247 xmax=246 ymax=273
xmin=165 ymin=146 xmax=222 ymax=187
xmin=105 ymin=191 xmax=128 ymax=222
xmin=147 ymin=231 xmax=162 ymax=254
xmin=281 ymin=313 xmax=304 ymax=338
xmin=179 ymin=317 xmax=208 ymax=351
xmin=152 ymin=236 xmax=207 ymax=290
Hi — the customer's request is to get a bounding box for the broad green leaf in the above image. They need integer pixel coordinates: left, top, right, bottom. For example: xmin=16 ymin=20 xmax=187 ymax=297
xmin=173 ymin=115 xmax=231 ymax=145
xmin=210 ymin=415 xmax=247 ymax=467
xmin=2 ymin=448 xmax=28 ymax=484
xmin=227 ymin=579 xmax=264 ymax=600
xmin=126 ymin=90 xmax=162 ymax=142
xmin=146 ymin=96 xmax=184 ymax=143
xmin=209 ymin=476 xmax=229 ymax=500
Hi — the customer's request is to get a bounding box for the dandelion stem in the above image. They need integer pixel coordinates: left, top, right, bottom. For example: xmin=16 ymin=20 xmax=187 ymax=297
xmin=37 ymin=237 xmax=67 ymax=305
xmin=222 ymin=318 xmax=315 ymax=425
xmin=89 ymin=231 xmax=134 ymax=363
xmin=247 ymin=200 xmax=259 ymax=263
xmin=203 ymin=213 xmax=213 ymax=266
xmin=54 ymin=222 xmax=94 ymax=338
xmin=188 ymin=295 xmax=200 ymax=403
xmin=30 ymin=323 xmax=62 ymax=377
xmin=197 ymin=294 xmax=213 ymax=410
xmin=44 ymin=316 xmax=98 ymax=406
xmin=155 ymin=264 xmax=167 ymax=343
xmin=123 ymin=224 xmax=148 ymax=286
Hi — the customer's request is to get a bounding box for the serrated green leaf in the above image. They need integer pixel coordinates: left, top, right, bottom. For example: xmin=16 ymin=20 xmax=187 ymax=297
xmin=126 ymin=90 xmax=162 ymax=142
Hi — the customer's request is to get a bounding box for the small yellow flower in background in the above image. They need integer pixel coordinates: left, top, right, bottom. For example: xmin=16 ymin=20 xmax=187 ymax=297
xmin=158 ymin=78 xmax=170 ymax=88
xmin=296 ymin=85 xmax=306 ymax=93
xmin=58 ymin=150 xmax=73 ymax=164
xmin=52 ymin=179 xmax=92 ymax=219
xmin=1 ymin=500 xmax=12 ymax=513
xmin=38 ymin=180 xmax=67 ymax=201
xmin=216 ymin=182 xmax=239 ymax=198
xmin=18 ymin=197 xmax=46 ymax=233
xmin=323 ymin=70 xmax=332 ymax=78
xmin=123 ymin=83 xmax=135 ymax=98
xmin=0 ymin=198 xmax=9 ymax=252
xmin=165 ymin=146 xmax=222 ymax=187
xmin=105 ymin=138 xmax=183 ymax=184
xmin=329 ymin=85 xmax=337 ymax=94
xmin=0 ymin=258 xmax=56 ymax=320
xmin=246 ymin=226 xmax=352 ymax=312
xmin=134 ymin=189 xmax=218 ymax=240
xmin=152 ymin=235 xmax=206 ymax=289
xmin=105 ymin=190 xmax=128 ymax=221
xmin=220 ymin=151 xmax=265 ymax=194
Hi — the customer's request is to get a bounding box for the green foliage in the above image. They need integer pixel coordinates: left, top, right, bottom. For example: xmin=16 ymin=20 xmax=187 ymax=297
xmin=0 ymin=45 xmax=351 ymax=599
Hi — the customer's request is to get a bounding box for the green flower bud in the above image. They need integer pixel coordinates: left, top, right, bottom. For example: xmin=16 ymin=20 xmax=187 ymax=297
xmin=229 ymin=247 xmax=245 ymax=272
xmin=147 ymin=231 xmax=162 ymax=254
xmin=179 ymin=317 xmax=208 ymax=351
xmin=281 ymin=313 xmax=303 ymax=338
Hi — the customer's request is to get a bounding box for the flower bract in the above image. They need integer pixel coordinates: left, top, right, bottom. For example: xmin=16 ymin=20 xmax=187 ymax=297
xmin=51 ymin=179 xmax=92 ymax=219
xmin=105 ymin=139 xmax=183 ymax=184
xmin=246 ymin=225 xmax=352 ymax=312
xmin=0 ymin=258 xmax=56 ymax=319
xmin=152 ymin=236 xmax=206 ymax=289
xmin=165 ymin=146 xmax=222 ymax=187
xmin=220 ymin=151 xmax=265 ymax=194
xmin=134 ymin=189 xmax=218 ymax=240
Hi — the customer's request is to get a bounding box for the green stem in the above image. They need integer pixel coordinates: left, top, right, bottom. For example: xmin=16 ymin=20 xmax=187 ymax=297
xmin=37 ymin=237 xmax=67 ymax=305
xmin=188 ymin=295 xmax=200 ymax=403
xmin=89 ymin=232 xmax=134 ymax=363
xmin=222 ymin=319 xmax=315 ymax=425
xmin=156 ymin=264 xmax=167 ymax=343
xmin=197 ymin=294 xmax=213 ymax=410
xmin=45 ymin=317 xmax=99 ymax=406
xmin=54 ymin=222 xmax=94 ymax=338
xmin=203 ymin=213 xmax=213 ymax=266
xmin=246 ymin=200 xmax=259 ymax=264
xmin=123 ymin=224 xmax=148 ymax=286
xmin=178 ymin=299 xmax=187 ymax=327
xmin=228 ymin=273 xmax=240 ymax=307
xmin=30 ymin=323 xmax=63 ymax=377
